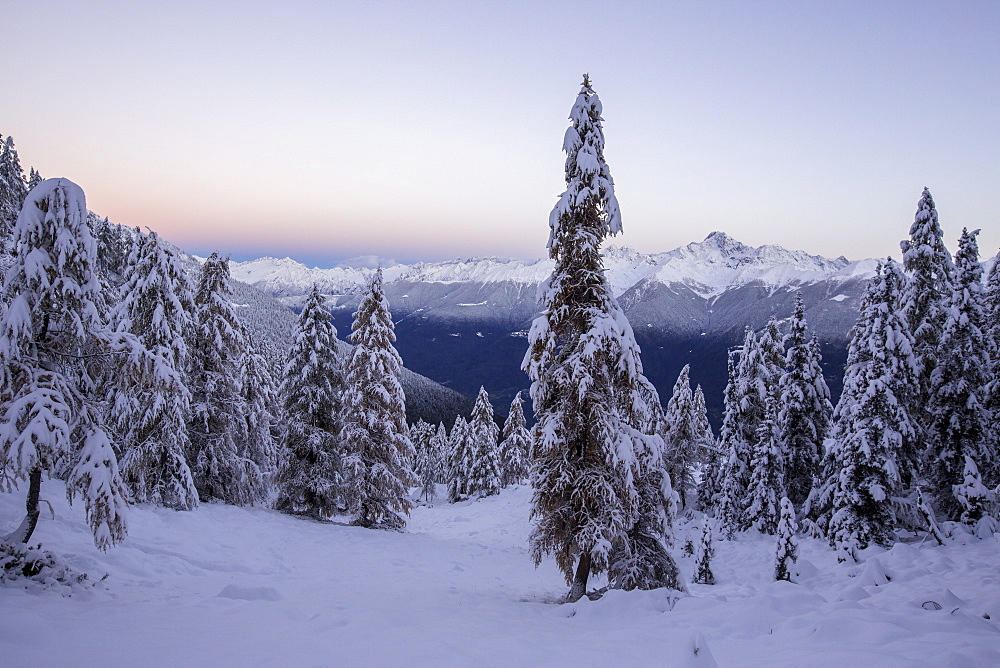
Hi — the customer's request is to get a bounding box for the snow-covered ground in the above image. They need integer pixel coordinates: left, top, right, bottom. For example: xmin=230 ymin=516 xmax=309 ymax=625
xmin=2 ymin=481 xmax=999 ymax=666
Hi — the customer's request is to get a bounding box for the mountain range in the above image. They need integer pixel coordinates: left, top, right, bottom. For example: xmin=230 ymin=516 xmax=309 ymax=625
xmin=230 ymin=232 xmax=880 ymax=426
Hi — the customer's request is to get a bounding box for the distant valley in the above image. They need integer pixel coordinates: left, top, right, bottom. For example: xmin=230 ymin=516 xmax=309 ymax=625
xmin=232 ymin=232 xmax=879 ymax=426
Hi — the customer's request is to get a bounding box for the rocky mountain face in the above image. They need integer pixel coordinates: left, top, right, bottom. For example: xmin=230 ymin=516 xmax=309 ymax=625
xmin=232 ymin=232 xmax=878 ymax=426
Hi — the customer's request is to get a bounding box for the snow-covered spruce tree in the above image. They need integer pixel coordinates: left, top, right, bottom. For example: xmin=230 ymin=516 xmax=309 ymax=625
xmin=0 ymin=134 xmax=27 ymax=245
xmin=524 ymin=76 xmax=677 ymax=600
xmin=927 ymin=228 xmax=992 ymax=519
xmin=778 ymin=293 xmax=832 ymax=509
xmin=953 ymin=455 xmax=991 ymax=526
xmin=746 ymin=395 xmax=784 ymax=534
xmin=662 ymin=364 xmax=702 ymax=511
xmin=466 ymin=386 xmax=501 ymax=497
xmin=823 ymin=260 xmax=916 ymax=560
xmin=409 ymin=419 xmax=435 ymax=453
xmin=447 ymin=415 xmax=471 ymax=503
xmin=275 ymin=284 xmax=344 ymax=519
xmin=411 ymin=420 xmax=439 ymax=502
xmin=900 ymin=188 xmax=953 ymax=443
xmin=609 ymin=370 xmax=681 ymax=593
xmin=611 ymin=431 xmax=681 ymax=593
xmin=986 ymin=254 xmax=1000 ymax=486
xmin=715 ymin=347 xmax=746 ymax=530
xmin=0 ymin=179 xmax=147 ymax=549
xmin=26 ymin=167 xmax=42 ymax=193
xmin=757 ymin=317 xmax=786 ymax=390
xmin=498 ymin=391 xmax=531 ymax=486
xmin=692 ymin=384 xmax=714 ymax=451
xmin=241 ymin=337 xmax=279 ymax=480
xmin=431 ymin=422 xmax=449 ymax=483
xmin=692 ymin=520 xmax=715 ymax=585
xmin=774 ymin=496 xmax=799 ymax=582
xmin=112 ymin=229 xmax=198 ymax=510
xmin=692 ymin=382 xmax=719 ymax=513
xmin=187 ymin=252 xmax=263 ymax=505
xmin=340 ymin=269 xmax=415 ymax=529
xmin=89 ymin=213 xmax=131 ymax=282
xmin=717 ymin=325 xmax=779 ymax=533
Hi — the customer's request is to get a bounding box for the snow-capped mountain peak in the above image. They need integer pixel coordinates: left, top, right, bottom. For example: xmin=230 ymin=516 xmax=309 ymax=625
xmin=226 ymin=233 xmax=876 ymax=422
xmin=644 ymin=233 xmax=864 ymax=299
xmin=230 ymin=233 xmax=875 ymax=304
xmin=694 ymin=230 xmax=753 ymax=261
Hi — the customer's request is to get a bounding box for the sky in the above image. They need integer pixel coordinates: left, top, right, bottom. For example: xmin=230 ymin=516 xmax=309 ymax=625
xmin=4 ymin=0 xmax=998 ymax=268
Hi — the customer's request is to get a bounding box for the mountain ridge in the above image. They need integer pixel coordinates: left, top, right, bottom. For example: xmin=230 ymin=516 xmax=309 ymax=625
xmin=229 ymin=233 xmax=879 ymax=425
xmin=230 ymin=232 xmax=879 ymax=306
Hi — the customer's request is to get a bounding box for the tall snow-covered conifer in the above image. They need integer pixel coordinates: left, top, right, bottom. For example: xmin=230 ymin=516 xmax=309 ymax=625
xmin=112 ymin=230 xmax=198 ymax=510
xmin=900 ymin=188 xmax=952 ymax=441
xmin=715 ymin=346 xmax=745 ymax=531
xmin=275 ymin=284 xmax=344 ymax=518
xmin=241 ymin=338 xmax=279 ymax=480
xmin=341 ymin=269 xmax=415 ymax=529
xmin=985 ymin=254 xmax=1000 ymax=485
xmin=447 ymin=415 xmax=471 ymax=503
xmin=0 ymin=179 xmax=142 ymax=549
xmin=692 ymin=384 xmax=714 ymax=449
xmin=927 ymin=228 xmax=992 ymax=518
xmin=431 ymin=422 xmax=449 ymax=483
xmin=778 ymin=294 xmax=832 ymax=508
xmin=524 ymin=76 xmax=676 ymax=600
xmin=822 ymin=260 xmax=916 ymax=560
xmin=693 ymin=381 xmax=721 ymax=513
xmin=0 ymin=134 xmax=27 ymax=245
xmin=717 ymin=326 xmax=779 ymax=533
xmin=466 ymin=386 xmax=501 ymax=497
xmin=411 ymin=420 xmax=438 ymax=502
xmin=187 ymin=252 xmax=263 ymax=505
xmin=746 ymin=395 xmax=784 ymax=534
xmin=662 ymin=364 xmax=702 ymax=511
xmin=498 ymin=391 xmax=531 ymax=486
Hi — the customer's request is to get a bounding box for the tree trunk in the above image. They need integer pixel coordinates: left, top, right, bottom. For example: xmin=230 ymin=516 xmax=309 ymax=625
xmin=4 ymin=467 xmax=42 ymax=544
xmin=566 ymin=551 xmax=591 ymax=602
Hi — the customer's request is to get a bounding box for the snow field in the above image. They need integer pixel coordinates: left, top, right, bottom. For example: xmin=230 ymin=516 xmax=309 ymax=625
xmin=3 ymin=481 xmax=999 ymax=666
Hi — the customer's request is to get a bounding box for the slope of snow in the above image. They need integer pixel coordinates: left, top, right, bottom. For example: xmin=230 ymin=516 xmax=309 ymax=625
xmin=3 ymin=481 xmax=999 ymax=666
xmin=230 ymin=233 xmax=878 ymax=304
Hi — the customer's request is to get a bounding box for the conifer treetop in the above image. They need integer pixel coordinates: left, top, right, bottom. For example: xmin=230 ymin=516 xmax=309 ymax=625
xmin=114 ymin=229 xmax=194 ymax=366
xmin=901 ymin=188 xmax=951 ymax=272
xmin=3 ymin=178 xmax=104 ymax=345
xmin=0 ymin=135 xmax=28 ymax=236
xmin=900 ymin=187 xmax=953 ymax=351
xmin=548 ymin=74 xmax=622 ymax=254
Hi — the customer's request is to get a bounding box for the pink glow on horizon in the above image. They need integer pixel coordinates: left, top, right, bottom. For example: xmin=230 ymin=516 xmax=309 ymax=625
xmin=5 ymin=1 xmax=998 ymax=266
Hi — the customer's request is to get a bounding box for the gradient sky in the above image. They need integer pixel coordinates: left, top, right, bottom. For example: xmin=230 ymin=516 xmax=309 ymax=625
xmin=4 ymin=0 xmax=998 ymax=267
